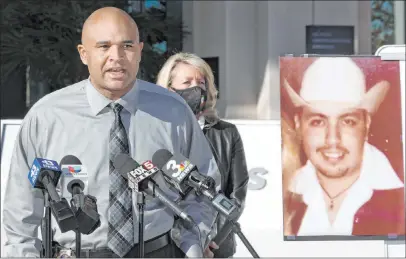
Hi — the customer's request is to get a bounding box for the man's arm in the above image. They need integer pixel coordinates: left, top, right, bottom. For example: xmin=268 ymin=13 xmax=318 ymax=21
xmin=3 ymin=113 xmax=44 ymax=257
xmin=177 ymin=112 xmax=221 ymax=258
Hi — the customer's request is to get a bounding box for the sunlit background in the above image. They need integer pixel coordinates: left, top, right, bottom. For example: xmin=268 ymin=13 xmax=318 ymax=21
xmin=0 ymin=0 xmax=404 ymax=120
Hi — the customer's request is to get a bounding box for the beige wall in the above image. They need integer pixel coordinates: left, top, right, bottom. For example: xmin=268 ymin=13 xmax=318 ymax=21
xmin=182 ymin=0 xmax=402 ymax=120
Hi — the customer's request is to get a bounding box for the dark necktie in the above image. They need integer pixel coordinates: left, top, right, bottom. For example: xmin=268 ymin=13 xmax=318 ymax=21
xmin=107 ymin=103 xmax=134 ymax=257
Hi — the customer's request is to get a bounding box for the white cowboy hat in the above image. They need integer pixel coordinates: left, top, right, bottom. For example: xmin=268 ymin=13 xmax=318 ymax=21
xmin=283 ymin=57 xmax=390 ymax=115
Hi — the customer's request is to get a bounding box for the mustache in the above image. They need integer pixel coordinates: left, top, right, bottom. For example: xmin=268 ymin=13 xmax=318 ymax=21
xmin=316 ymin=146 xmax=349 ymax=154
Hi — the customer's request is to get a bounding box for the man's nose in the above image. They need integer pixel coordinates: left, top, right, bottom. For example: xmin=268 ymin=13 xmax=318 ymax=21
xmin=325 ymin=122 xmax=341 ymax=146
xmin=108 ymin=45 xmax=124 ymax=61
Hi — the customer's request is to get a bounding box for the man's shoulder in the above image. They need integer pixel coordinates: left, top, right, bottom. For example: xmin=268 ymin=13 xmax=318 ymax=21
xmin=136 ymin=79 xmax=188 ymax=108
xmin=24 ymin=80 xmax=87 ymax=121
xmin=29 ymin=80 xmax=86 ymax=112
xmin=135 ymin=79 xmax=198 ymax=128
xmin=369 ymin=188 xmax=404 ymax=207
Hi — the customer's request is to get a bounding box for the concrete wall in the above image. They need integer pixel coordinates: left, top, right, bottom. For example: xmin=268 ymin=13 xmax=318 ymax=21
xmin=182 ymin=0 xmax=403 ymax=120
xmin=394 ymin=0 xmax=405 ymax=45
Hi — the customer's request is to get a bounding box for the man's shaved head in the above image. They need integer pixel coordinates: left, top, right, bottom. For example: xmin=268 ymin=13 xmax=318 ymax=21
xmin=77 ymin=7 xmax=143 ymax=100
xmin=81 ymin=7 xmax=140 ymax=45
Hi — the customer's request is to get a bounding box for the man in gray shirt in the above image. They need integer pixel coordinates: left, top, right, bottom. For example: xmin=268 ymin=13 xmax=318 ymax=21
xmin=2 ymin=7 xmax=220 ymax=258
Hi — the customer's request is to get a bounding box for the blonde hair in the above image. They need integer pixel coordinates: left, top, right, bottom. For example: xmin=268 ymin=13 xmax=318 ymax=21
xmin=156 ymin=52 xmax=219 ymax=122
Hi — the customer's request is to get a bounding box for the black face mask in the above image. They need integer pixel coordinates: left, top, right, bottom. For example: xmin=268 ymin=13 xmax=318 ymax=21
xmin=172 ymin=86 xmax=207 ymax=115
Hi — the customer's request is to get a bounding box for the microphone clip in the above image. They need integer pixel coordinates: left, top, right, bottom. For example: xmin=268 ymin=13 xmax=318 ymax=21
xmin=71 ymin=193 xmax=84 ymax=210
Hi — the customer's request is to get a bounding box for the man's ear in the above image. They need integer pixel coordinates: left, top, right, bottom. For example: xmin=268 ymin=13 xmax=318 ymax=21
xmin=137 ymin=42 xmax=144 ymax=62
xmin=77 ymin=44 xmax=88 ymax=65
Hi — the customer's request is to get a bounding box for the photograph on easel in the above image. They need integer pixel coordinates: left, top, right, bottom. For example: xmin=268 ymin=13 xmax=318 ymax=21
xmin=280 ymin=56 xmax=405 ymax=240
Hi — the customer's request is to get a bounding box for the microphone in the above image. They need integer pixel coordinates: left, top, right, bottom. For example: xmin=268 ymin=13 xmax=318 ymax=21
xmin=60 ymin=155 xmax=101 ymax=235
xmin=152 ymin=151 xmax=260 ymax=257
xmin=113 ymin=154 xmax=196 ymax=229
xmin=28 ymin=158 xmax=62 ymax=201
xmin=27 ymin=158 xmax=77 ymax=233
xmin=152 ymin=150 xmax=239 ymax=220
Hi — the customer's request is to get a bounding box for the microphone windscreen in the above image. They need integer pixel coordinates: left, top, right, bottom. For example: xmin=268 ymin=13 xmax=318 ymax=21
xmin=67 ymin=179 xmax=85 ymax=194
xmin=152 ymin=149 xmax=173 ymax=169
xmin=113 ymin=154 xmax=140 ymax=178
xmin=60 ymin=155 xmax=82 ymax=166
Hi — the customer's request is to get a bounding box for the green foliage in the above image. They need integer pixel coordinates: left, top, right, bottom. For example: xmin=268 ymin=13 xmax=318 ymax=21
xmin=371 ymin=0 xmax=395 ymax=53
xmin=0 ymin=0 xmax=187 ymax=91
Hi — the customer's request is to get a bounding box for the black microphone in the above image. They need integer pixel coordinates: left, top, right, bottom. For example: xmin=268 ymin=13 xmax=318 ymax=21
xmin=28 ymin=158 xmax=63 ymax=201
xmin=27 ymin=158 xmax=77 ymax=233
xmin=60 ymin=155 xmax=101 ymax=235
xmin=113 ymin=154 xmax=196 ymax=230
xmin=152 ymin=149 xmax=239 ymax=220
xmin=152 ymin=151 xmax=260 ymax=257
xmin=212 ymin=197 xmax=243 ymax=247
xmin=151 ymin=150 xmax=209 ymax=196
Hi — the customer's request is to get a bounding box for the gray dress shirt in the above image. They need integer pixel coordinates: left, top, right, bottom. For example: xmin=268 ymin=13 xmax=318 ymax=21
xmin=2 ymin=79 xmax=221 ymax=257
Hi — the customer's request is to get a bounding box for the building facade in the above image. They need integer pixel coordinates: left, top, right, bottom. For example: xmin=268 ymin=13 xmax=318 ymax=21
xmin=181 ymin=0 xmax=405 ymax=120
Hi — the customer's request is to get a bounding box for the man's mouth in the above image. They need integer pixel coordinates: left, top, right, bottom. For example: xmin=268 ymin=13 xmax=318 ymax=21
xmin=106 ymin=68 xmax=126 ymax=77
xmin=320 ymin=150 xmax=346 ymax=161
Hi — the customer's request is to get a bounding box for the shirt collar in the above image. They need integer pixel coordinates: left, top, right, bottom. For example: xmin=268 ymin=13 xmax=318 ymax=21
xmin=198 ymin=115 xmax=206 ymax=129
xmin=86 ymin=78 xmax=138 ymax=116
xmin=289 ymin=142 xmax=404 ymax=200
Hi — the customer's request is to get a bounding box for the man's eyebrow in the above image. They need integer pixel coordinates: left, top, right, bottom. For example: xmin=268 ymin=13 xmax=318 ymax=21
xmin=96 ymin=41 xmax=110 ymax=45
xmin=338 ymin=111 xmax=363 ymax=119
xmin=95 ymin=40 xmax=135 ymax=45
xmin=122 ymin=40 xmax=134 ymax=44
xmin=303 ymin=112 xmax=327 ymax=119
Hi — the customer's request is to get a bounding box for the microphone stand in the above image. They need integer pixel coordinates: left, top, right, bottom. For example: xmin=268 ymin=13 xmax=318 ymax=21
xmin=75 ymin=229 xmax=81 ymax=258
xmin=71 ymin=205 xmax=81 ymax=258
xmin=228 ymin=220 xmax=259 ymax=258
xmin=43 ymin=192 xmax=53 ymax=258
xmin=69 ymin=196 xmax=82 ymax=258
xmin=196 ymin=181 xmax=260 ymax=258
xmin=137 ymin=192 xmax=145 ymax=258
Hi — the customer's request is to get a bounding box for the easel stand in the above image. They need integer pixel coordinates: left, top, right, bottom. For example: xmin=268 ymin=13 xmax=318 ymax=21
xmin=137 ymin=192 xmax=145 ymax=258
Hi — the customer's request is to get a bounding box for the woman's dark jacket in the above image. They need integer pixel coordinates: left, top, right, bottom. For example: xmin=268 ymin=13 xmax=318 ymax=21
xmin=203 ymin=119 xmax=249 ymax=258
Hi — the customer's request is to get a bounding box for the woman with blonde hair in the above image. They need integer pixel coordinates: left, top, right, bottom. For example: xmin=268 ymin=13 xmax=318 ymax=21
xmin=157 ymin=52 xmax=249 ymax=258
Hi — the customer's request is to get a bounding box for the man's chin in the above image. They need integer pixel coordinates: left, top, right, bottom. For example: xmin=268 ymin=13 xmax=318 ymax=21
xmin=317 ymin=167 xmax=349 ymax=179
xmin=105 ymin=81 xmax=132 ymax=91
